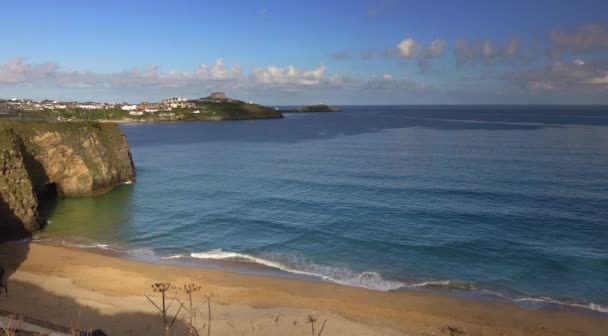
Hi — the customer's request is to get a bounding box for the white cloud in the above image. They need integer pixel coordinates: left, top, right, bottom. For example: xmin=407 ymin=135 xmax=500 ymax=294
xmin=0 ymin=57 xmax=434 ymax=100
xmin=0 ymin=57 xmax=331 ymax=91
xmin=587 ymin=73 xmax=608 ymax=84
xmin=0 ymin=58 xmax=58 ymax=84
xmin=397 ymin=38 xmax=420 ymax=57
xmin=336 ymin=37 xmax=445 ymax=70
xmin=394 ymin=38 xmax=446 ymax=70
xmin=210 ymin=58 xmax=242 ymax=80
xmin=251 ymin=64 xmax=327 ymax=86
xmin=508 ymin=59 xmax=608 ymax=92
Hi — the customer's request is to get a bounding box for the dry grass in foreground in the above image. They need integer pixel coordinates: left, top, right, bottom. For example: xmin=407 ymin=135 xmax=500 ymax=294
xmin=144 ymin=282 xmax=330 ymax=336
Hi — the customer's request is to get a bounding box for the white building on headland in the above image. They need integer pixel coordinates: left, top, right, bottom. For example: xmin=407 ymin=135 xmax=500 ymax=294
xmin=78 ymin=104 xmax=97 ymax=109
xmin=161 ymin=97 xmax=191 ymax=109
xmin=121 ymin=105 xmax=138 ymax=111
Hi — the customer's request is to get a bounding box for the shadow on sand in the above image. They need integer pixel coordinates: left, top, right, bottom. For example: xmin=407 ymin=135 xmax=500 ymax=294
xmin=0 ymin=241 xmax=187 ymax=335
xmin=0 ymin=237 xmax=30 ymax=296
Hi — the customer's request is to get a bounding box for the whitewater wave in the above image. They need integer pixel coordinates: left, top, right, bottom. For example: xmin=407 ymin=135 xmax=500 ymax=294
xmin=164 ymin=249 xmax=406 ymax=291
xmin=473 ymin=288 xmax=608 ymax=314
xmin=50 ymin=242 xmax=608 ymax=314
xmin=514 ymin=297 xmax=608 ymax=313
xmin=163 ymin=249 xmax=608 ymax=314
xmin=19 ymin=236 xmax=52 ymax=243
xmin=62 ymin=241 xmax=112 ymax=250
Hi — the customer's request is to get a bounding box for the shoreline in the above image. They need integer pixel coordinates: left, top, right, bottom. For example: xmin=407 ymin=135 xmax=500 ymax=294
xmin=35 ymin=236 xmax=608 ymax=317
xmin=98 ymin=114 xmax=285 ymax=124
xmin=0 ymin=242 xmax=606 ymax=335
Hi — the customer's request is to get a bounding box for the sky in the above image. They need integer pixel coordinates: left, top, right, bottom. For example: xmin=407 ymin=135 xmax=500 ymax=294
xmin=1 ymin=0 xmax=608 ymax=104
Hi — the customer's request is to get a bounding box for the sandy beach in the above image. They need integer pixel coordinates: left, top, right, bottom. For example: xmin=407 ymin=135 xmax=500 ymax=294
xmin=0 ymin=241 xmax=604 ymax=335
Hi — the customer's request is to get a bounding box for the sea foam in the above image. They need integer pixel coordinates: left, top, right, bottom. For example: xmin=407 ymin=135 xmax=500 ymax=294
xmin=51 ymin=240 xmax=608 ymax=314
xmin=163 ymin=249 xmax=608 ymax=314
xmin=165 ymin=249 xmax=406 ymax=291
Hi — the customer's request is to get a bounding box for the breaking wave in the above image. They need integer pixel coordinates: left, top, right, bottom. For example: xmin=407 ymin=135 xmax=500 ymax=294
xmin=164 ymin=249 xmax=406 ymax=291
xmin=45 ymin=240 xmax=608 ymax=315
xmin=163 ymin=249 xmax=608 ymax=314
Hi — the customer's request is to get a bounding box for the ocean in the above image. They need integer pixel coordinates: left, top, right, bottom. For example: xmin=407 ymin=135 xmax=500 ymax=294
xmin=38 ymin=106 xmax=608 ymax=314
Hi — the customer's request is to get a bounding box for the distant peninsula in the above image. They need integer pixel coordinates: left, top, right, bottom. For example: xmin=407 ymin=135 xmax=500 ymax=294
xmin=287 ymin=104 xmax=342 ymax=113
xmin=0 ymin=92 xmax=283 ymax=123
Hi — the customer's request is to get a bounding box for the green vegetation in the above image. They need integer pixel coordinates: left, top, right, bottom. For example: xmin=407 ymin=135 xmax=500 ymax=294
xmin=189 ymin=101 xmax=282 ymax=119
xmin=21 ymin=108 xmax=132 ymax=120
xmin=0 ymin=119 xmax=134 ymax=188
xmin=18 ymin=101 xmax=282 ymax=122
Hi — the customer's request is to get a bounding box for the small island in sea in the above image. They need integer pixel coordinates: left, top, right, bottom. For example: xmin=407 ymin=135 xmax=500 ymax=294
xmin=287 ymin=104 xmax=342 ymax=112
xmin=0 ymin=92 xmax=283 ymax=123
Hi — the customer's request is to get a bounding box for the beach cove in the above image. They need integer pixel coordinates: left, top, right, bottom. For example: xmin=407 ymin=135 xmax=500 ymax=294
xmin=1 ymin=241 xmax=606 ymax=335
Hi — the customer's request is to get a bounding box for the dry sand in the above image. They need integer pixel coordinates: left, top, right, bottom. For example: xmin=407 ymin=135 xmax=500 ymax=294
xmin=0 ymin=241 xmax=606 ymax=335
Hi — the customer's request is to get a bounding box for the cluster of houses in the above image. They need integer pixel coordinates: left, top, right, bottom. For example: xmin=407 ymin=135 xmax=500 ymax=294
xmin=0 ymin=92 xmax=235 ymax=117
xmin=120 ymin=97 xmax=199 ymax=116
xmin=0 ymin=99 xmax=117 ymax=111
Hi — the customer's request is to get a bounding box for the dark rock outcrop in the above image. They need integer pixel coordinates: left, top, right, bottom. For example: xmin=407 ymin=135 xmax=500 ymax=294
xmin=0 ymin=120 xmax=135 ymax=236
xmin=0 ymin=128 xmax=40 ymax=234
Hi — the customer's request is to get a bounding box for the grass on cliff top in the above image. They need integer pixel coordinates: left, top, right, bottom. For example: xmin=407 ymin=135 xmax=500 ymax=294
xmin=17 ymin=108 xmax=133 ymax=121
xmin=0 ymin=118 xmax=111 ymax=135
xmin=0 ymin=119 xmax=125 ymax=175
xmin=200 ymin=101 xmax=281 ymax=118
xmin=0 ymin=119 xmax=122 ymax=155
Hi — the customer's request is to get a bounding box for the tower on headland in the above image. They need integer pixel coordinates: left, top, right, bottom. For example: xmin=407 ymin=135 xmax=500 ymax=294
xmin=209 ymin=92 xmax=227 ymax=100
xmin=201 ymin=91 xmax=234 ymax=103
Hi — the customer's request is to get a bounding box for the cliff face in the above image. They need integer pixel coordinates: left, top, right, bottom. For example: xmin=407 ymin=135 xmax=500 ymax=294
xmin=0 ymin=120 xmax=135 ymax=236
xmin=0 ymin=128 xmax=40 ymax=234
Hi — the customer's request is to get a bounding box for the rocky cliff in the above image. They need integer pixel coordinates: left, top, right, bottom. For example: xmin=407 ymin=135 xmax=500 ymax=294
xmin=0 ymin=120 xmax=135 ymax=236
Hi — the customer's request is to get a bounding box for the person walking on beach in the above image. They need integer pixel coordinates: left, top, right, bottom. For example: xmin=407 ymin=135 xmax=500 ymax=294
xmin=0 ymin=265 xmax=6 ymax=296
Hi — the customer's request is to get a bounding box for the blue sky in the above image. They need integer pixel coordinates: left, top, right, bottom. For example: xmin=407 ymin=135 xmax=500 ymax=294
xmin=1 ymin=0 xmax=608 ymax=104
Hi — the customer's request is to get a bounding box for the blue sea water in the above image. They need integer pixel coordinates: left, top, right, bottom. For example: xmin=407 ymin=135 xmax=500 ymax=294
xmin=41 ymin=106 xmax=608 ymax=313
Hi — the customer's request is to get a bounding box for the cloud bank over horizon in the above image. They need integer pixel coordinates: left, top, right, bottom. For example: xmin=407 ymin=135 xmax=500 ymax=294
xmin=0 ymin=57 xmax=436 ymax=103
xmin=1 ymin=1 xmax=608 ymax=104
